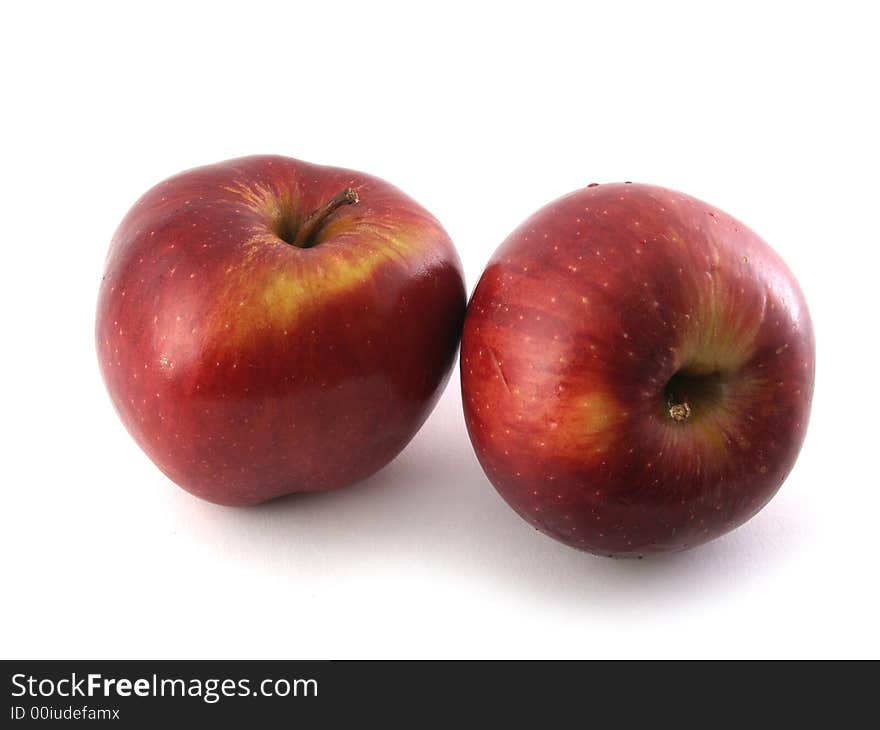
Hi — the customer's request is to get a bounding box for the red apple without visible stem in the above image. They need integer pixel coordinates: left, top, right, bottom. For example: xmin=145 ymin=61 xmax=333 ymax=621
xmin=97 ymin=155 xmax=465 ymax=506
xmin=461 ymin=183 xmax=814 ymax=557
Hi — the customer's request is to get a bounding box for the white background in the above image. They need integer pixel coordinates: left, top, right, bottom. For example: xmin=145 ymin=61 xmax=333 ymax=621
xmin=2 ymin=1 xmax=878 ymax=659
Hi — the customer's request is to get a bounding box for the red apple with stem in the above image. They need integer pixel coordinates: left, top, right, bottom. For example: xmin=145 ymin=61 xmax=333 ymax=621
xmin=461 ymin=183 xmax=814 ymax=557
xmin=97 ymin=155 xmax=465 ymax=505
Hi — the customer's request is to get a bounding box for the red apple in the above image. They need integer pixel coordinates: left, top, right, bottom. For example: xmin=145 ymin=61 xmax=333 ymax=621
xmin=97 ymin=155 xmax=465 ymax=505
xmin=461 ymin=183 xmax=814 ymax=557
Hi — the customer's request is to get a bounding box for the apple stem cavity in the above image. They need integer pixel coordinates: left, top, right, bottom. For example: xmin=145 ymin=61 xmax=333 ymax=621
xmin=290 ymin=188 xmax=359 ymax=248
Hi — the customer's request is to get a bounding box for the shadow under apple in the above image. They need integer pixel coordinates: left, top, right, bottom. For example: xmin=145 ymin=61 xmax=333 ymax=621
xmin=170 ymin=377 xmax=807 ymax=616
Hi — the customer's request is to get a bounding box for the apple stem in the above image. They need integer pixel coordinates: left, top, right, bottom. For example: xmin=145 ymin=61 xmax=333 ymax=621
xmin=291 ymin=188 xmax=359 ymax=248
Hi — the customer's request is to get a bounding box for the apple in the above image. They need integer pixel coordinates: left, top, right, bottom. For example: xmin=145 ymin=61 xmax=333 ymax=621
xmin=97 ymin=155 xmax=466 ymax=505
xmin=461 ymin=183 xmax=814 ymax=557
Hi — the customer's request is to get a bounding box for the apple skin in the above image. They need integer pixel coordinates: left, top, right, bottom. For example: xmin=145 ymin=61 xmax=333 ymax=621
xmin=461 ymin=183 xmax=814 ymax=557
xmin=97 ymin=155 xmax=465 ymax=506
